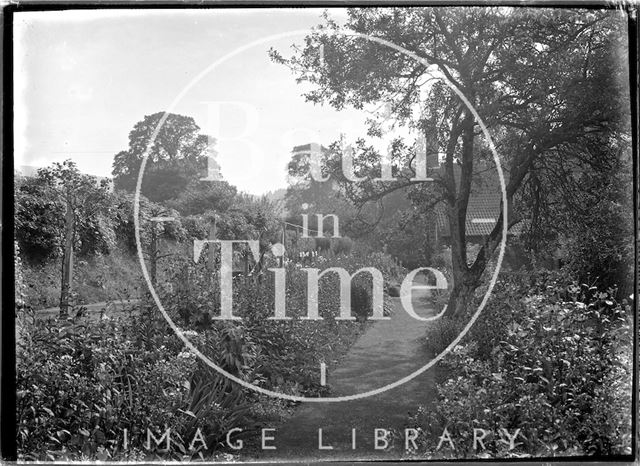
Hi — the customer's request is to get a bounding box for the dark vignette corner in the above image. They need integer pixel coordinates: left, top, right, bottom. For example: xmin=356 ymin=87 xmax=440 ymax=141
xmin=2 ymin=2 xmax=17 ymax=463
xmin=629 ymin=3 xmax=640 ymax=465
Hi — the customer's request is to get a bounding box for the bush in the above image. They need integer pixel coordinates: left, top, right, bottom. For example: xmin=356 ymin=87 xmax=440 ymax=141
xmin=351 ymin=283 xmax=372 ymax=321
xmin=387 ymin=285 xmax=400 ymax=297
xmin=331 ymin=236 xmax=353 ymax=256
xmin=21 ymin=251 xmax=143 ymax=310
xmin=410 ymin=270 xmax=632 ymax=458
xmin=422 ymin=316 xmax=462 ymax=358
xmin=17 ymin=241 xmax=407 ymax=459
xmin=16 ymin=305 xmax=248 ymax=461
xmin=156 ymin=247 xmax=403 ymax=396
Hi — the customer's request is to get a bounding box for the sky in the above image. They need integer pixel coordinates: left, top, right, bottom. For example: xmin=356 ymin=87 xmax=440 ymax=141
xmin=13 ymin=8 xmax=393 ymax=194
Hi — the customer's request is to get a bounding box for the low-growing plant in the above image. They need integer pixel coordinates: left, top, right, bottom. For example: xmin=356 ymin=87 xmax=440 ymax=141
xmin=16 ymin=304 xmax=249 ymax=461
xmin=154 ymin=246 xmax=402 ymax=397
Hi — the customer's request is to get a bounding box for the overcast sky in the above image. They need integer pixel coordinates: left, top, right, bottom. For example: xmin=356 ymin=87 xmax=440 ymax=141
xmin=14 ymin=8 xmax=384 ymax=194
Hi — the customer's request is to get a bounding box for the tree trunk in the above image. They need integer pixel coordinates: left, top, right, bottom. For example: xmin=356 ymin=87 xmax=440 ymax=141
xmin=446 ymin=276 xmax=479 ymax=319
xmin=59 ymin=199 xmax=75 ymax=318
xmin=445 ymin=217 xmax=488 ymax=319
xmin=442 ymin=114 xmax=484 ymax=319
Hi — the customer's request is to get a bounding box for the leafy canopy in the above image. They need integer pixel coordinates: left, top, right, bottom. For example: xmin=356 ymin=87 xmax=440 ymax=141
xmin=112 ymin=112 xmax=217 ymax=202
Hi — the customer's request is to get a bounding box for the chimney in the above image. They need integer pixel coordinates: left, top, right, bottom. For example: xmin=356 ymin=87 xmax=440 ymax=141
xmin=415 ymin=133 xmax=440 ymax=176
xmin=292 ymin=142 xmax=323 ymax=160
xmin=289 ymin=143 xmax=326 ymax=185
xmin=308 ymin=142 xmax=321 ymax=155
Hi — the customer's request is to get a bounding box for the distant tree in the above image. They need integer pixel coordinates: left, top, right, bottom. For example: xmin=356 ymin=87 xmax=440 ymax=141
xmin=285 ymin=145 xmax=436 ymax=266
xmin=112 ymin=112 xmax=216 ymax=202
xmin=166 ymin=179 xmax=237 ymax=216
xmin=379 ymin=208 xmax=436 ymax=270
xmin=284 ymin=146 xmax=359 ymax=236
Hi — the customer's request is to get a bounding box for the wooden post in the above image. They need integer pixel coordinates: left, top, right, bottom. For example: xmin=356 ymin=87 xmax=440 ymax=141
xmin=207 ymin=215 xmax=217 ymax=272
xmin=207 ymin=216 xmax=217 ymax=290
xmin=149 ymin=228 xmax=158 ymax=285
xmin=279 ymin=222 xmax=285 ymax=267
xmin=59 ymin=197 xmax=75 ymax=318
xmin=181 ymin=240 xmax=191 ymax=294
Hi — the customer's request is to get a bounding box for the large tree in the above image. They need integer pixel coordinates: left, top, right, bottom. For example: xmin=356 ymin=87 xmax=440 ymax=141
xmin=271 ymin=7 xmax=630 ymax=317
xmin=112 ymin=112 xmax=216 ymax=202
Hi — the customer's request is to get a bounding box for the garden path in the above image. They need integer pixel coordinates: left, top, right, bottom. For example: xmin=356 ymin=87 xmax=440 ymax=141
xmin=257 ymin=277 xmax=438 ymax=461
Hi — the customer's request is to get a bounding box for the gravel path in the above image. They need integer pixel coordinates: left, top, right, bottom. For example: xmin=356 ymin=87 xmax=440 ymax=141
xmin=255 ymin=281 xmax=438 ymax=462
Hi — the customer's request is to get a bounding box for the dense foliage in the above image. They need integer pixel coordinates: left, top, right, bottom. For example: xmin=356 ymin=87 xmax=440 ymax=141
xmin=15 ymin=5 xmax=634 ymax=459
xmin=17 ymin=306 xmax=249 ymax=461
xmin=15 ymin=161 xmax=115 ymax=264
xmin=158 ymin=248 xmax=401 ymax=396
xmin=411 ymin=270 xmax=632 ymax=459
xmin=270 ymin=7 xmax=630 ymax=321
xmin=19 ymin=251 xmax=142 ymax=310
xmin=16 ymin=238 xmax=403 ymax=460
xmin=112 ymin=112 xmax=214 ymax=202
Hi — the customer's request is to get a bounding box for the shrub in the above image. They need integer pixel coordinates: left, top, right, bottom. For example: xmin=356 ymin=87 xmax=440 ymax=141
xmin=422 ymin=316 xmax=462 ymax=358
xmin=387 ymin=285 xmax=400 ymax=297
xmin=331 ymin=236 xmax=353 ymax=256
xmin=156 ymin=247 xmax=402 ymax=396
xmin=410 ymin=270 xmax=632 ymax=458
xmin=21 ymin=250 xmax=143 ymax=310
xmin=17 ymin=241 xmax=407 ymax=459
xmin=16 ymin=305 xmax=248 ymax=461
xmin=351 ymin=283 xmax=372 ymax=321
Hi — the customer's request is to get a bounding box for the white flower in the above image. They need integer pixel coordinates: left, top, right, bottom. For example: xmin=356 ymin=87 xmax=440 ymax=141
xmin=178 ymin=349 xmax=196 ymax=359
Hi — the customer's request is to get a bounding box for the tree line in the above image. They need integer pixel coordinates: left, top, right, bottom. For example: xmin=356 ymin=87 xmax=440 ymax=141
xmin=15 ymin=113 xmax=283 ymax=316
